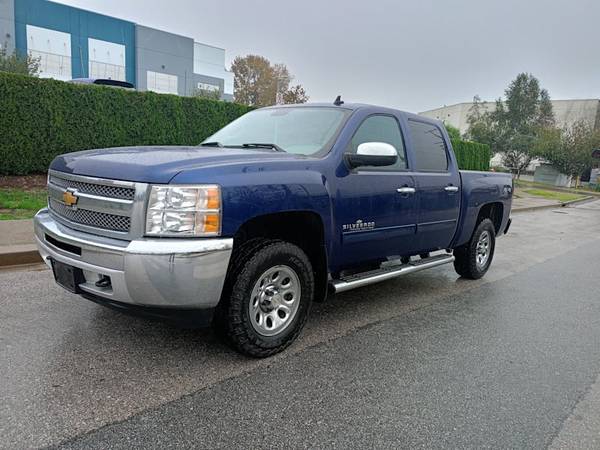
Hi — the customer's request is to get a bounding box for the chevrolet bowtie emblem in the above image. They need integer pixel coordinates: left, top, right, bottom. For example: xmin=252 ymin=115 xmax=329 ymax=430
xmin=62 ymin=190 xmax=79 ymax=207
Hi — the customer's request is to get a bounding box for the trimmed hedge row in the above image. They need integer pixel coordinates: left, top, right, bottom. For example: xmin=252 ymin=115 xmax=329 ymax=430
xmin=451 ymin=138 xmax=491 ymax=171
xmin=0 ymin=72 xmax=491 ymax=175
xmin=0 ymin=72 xmax=252 ymax=175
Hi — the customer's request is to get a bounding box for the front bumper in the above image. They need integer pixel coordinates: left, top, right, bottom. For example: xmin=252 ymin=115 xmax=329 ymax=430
xmin=34 ymin=209 xmax=233 ymax=310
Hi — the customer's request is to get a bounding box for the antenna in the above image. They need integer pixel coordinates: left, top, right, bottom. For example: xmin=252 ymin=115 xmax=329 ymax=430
xmin=333 ymin=95 xmax=344 ymax=106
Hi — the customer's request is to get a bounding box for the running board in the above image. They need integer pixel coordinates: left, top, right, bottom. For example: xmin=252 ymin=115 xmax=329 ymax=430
xmin=331 ymin=254 xmax=455 ymax=293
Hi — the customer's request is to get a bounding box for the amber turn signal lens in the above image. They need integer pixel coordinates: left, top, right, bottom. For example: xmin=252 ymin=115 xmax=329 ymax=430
xmin=206 ymin=188 xmax=220 ymax=210
xmin=203 ymin=213 xmax=220 ymax=234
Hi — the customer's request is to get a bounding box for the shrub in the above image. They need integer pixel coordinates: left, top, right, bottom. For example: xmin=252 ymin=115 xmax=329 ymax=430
xmin=444 ymin=124 xmax=461 ymax=141
xmin=0 ymin=72 xmax=252 ymax=175
xmin=451 ymin=138 xmax=491 ymax=171
xmin=0 ymin=72 xmax=492 ymax=175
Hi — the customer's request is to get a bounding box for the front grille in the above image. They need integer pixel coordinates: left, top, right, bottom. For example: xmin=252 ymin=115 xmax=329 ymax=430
xmin=49 ymin=198 xmax=131 ymax=233
xmin=49 ymin=175 xmax=135 ymax=200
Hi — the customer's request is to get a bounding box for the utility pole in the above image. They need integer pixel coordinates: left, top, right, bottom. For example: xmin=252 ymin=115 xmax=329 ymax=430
xmin=276 ymin=76 xmax=283 ymax=105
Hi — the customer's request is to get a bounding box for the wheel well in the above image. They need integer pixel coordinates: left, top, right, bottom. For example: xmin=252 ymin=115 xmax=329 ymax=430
xmin=233 ymin=211 xmax=329 ymax=302
xmin=477 ymin=202 xmax=504 ymax=234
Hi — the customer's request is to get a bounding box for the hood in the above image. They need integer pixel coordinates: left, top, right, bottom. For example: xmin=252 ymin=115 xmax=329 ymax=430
xmin=50 ymin=145 xmax=307 ymax=183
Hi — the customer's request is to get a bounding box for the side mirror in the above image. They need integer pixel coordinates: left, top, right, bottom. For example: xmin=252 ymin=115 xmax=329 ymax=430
xmin=345 ymin=142 xmax=398 ymax=169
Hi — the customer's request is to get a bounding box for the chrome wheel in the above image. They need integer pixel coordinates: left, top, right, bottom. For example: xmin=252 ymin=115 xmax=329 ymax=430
xmin=476 ymin=230 xmax=491 ymax=269
xmin=249 ymin=265 xmax=301 ymax=337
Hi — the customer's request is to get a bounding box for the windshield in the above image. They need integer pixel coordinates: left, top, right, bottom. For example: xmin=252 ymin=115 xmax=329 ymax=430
xmin=202 ymin=107 xmax=350 ymax=156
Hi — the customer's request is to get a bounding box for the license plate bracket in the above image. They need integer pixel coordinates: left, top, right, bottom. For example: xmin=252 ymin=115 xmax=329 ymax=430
xmin=51 ymin=259 xmax=84 ymax=293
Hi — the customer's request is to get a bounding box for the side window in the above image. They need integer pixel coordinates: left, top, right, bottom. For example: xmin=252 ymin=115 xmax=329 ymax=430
xmin=408 ymin=121 xmax=449 ymax=171
xmin=350 ymin=115 xmax=407 ymax=170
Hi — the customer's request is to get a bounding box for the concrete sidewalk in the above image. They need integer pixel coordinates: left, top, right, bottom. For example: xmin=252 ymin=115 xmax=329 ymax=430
xmin=0 ymin=219 xmax=40 ymax=267
xmin=512 ymin=189 xmax=595 ymax=213
xmin=512 ymin=196 xmax=560 ymax=211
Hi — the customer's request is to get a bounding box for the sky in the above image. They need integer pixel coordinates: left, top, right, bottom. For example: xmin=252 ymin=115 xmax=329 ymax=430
xmin=59 ymin=0 xmax=600 ymax=112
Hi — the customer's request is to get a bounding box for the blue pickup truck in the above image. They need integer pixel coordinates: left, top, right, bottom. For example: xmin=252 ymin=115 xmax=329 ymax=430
xmin=35 ymin=101 xmax=512 ymax=357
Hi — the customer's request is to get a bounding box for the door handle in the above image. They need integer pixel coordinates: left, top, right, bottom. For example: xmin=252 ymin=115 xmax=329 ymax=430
xmin=397 ymin=187 xmax=416 ymax=195
xmin=444 ymin=186 xmax=459 ymax=192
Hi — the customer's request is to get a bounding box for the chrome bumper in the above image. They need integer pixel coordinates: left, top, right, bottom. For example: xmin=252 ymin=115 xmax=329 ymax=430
xmin=34 ymin=209 xmax=233 ymax=309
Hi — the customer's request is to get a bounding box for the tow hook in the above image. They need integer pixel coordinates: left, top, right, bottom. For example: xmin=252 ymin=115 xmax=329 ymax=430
xmin=95 ymin=275 xmax=111 ymax=289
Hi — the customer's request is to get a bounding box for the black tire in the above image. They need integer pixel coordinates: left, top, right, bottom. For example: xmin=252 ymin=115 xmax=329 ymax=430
xmin=453 ymin=218 xmax=496 ymax=279
xmin=215 ymin=239 xmax=314 ymax=358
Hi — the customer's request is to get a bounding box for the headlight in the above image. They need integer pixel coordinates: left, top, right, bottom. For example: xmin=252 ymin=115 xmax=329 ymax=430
xmin=145 ymin=185 xmax=221 ymax=237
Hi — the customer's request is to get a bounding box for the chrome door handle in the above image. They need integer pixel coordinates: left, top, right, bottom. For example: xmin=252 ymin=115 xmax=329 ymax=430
xmin=397 ymin=187 xmax=416 ymax=195
xmin=444 ymin=186 xmax=459 ymax=192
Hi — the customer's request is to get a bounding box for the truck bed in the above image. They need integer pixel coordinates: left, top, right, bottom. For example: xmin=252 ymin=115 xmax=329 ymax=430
xmin=453 ymin=170 xmax=513 ymax=247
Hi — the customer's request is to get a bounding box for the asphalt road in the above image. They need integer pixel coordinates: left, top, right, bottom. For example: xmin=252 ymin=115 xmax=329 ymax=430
xmin=2 ymin=201 xmax=600 ymax=449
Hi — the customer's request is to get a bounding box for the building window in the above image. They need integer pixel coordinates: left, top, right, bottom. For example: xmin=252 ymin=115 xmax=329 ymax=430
xmin=197 ymin=82 xmax=219 ymax=92
xmin=88 ymin=38 xmax=126 ymax=82
xmin=26 ymin=25 xmax=71 ymax=80
xmin=147 ymin=71 xmax=178 ymax=95
xmin=193 ymin=42 xmax=233 ymax=96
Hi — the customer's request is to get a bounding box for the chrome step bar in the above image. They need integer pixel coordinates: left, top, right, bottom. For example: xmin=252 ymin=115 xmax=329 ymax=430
xmin=332 ymin=254 xmax=455 ymax=293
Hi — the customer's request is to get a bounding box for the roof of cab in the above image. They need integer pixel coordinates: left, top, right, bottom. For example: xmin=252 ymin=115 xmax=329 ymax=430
xmin=259 ymin=102 xmax=442 ymax=125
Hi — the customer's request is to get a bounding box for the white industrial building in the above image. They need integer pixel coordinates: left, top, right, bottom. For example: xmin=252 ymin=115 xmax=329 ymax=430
xmin=1 ymin=0 xmax=234 ymax=100
xmin=420 ymin=99 xmax=600 ymax=173
xmin=420 ymin=99 xmax=600 ymax=136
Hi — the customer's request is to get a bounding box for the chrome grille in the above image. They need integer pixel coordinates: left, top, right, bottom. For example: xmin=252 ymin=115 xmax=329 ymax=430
xmin=49 ymin=174 xmax=135 ymax=200
xmin=49 ymin=199 xmax=131 ymax=232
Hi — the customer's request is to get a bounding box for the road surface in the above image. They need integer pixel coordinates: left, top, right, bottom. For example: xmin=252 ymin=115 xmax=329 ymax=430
xmin=2 ymin=201 xmax=600 ymax=449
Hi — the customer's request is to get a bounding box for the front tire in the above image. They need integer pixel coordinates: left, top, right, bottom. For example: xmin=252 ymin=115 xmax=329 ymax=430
xmin=217 ymin=239 xmax=314 ymax=358
xmin=453 ymin=218 xmax=496 ymax=279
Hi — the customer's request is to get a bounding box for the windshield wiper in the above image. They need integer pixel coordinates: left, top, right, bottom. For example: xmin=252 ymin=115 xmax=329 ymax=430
xmin=200 ymin=141 xmax=223 ymax=148
xmin=242 ymin=143 xmax=286 ymax=152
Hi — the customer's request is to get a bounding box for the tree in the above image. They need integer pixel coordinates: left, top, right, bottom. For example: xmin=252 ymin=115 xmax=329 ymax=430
xmin=466 ymin=73 xmax=556 ymax=177
xmin=282 ymin=84 xmax=309 ymax=104
xmin=231 ymin=55 xmax=274 ymax=106
xmin=466 ymin=95 xmax=498 ymax=150
xmin=0 ymin=46 xmax=40 ymax=76
xmin=231 ymin=54 xmax=309 ymax=107
xmin=272 ymin=63 xmax=291 ymax=103
xmin=444 ymin=124 xmax=461 ymax=141
xmin=535 ymin=121 xmax=600 ymax=187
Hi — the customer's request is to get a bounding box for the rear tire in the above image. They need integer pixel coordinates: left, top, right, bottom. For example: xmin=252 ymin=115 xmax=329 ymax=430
xmin=453 ymin=218 xmax=496 ymax=279
xmin=215 ymin=239 xmax=314 ymax=358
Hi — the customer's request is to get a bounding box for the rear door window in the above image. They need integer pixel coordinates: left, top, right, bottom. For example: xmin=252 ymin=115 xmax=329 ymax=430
xmin=408 ymin=120 xmax=448 ymax=171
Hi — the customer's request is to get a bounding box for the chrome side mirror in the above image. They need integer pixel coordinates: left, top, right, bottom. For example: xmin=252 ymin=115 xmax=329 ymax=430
xmin=345 ymin=142 xmax=398 ymax=169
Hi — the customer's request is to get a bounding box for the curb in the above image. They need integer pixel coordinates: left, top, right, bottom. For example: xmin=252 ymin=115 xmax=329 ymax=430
xmin=515 ymin=182 xmax=600 ymax=198
xmin=0 ymin=244 xmax=42 ymax=268
xmin=512 ymin=195 xmax=595 ymax=213
xmin=0 ymin=195 xmax=596 ymax=268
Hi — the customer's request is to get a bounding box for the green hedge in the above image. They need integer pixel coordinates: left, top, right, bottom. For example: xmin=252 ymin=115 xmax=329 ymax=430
xmin=451 ymin=138 xmax=491 ymax=171
xmin=0 ymin=72 xmax=252 ymax=175
xmin=0 ymin=72 xmax=492 ymax=175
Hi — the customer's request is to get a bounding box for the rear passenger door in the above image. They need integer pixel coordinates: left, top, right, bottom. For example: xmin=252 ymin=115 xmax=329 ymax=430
xmin=408 ymin=119 xmax=461 ymax=251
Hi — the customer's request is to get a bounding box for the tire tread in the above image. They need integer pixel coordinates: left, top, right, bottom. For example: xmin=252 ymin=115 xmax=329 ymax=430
xmin=453 ymin=218 xmax=495 ymax=279
xmin=216 ymin=239 xmax=313 ymax=357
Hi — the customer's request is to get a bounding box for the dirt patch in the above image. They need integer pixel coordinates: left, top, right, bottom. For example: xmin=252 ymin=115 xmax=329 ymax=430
xmin=0 ymin=174 xmax=47 ymax=191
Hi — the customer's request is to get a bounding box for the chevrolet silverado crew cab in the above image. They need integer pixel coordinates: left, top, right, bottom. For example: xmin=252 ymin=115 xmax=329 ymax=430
xmin=35 ymin=101 xmax=512 ymax=357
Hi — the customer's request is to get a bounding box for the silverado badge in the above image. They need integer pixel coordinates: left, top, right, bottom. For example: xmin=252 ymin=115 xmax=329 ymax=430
xmin=343 ymin=219 xmax=375 ymax=232
xmin=62 ymin=189 xmax=79 ymax=207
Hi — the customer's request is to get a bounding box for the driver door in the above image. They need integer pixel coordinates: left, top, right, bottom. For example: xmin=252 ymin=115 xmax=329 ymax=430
xmin=334 ymin=114 xmax=418 ymax=268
